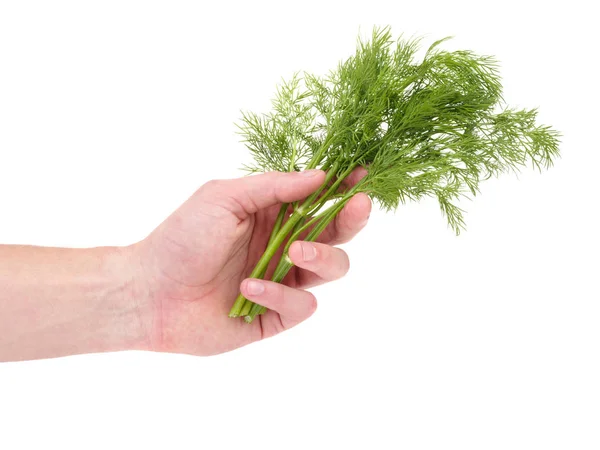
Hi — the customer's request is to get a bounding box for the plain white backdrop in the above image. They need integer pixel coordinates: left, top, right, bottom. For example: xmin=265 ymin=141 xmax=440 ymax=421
xmin=1 ymin=1 xmax=598 ymax=449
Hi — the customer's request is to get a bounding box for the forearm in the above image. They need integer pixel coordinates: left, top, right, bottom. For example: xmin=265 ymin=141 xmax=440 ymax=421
xmin=0 ymin=245 xmax=148 ymax=362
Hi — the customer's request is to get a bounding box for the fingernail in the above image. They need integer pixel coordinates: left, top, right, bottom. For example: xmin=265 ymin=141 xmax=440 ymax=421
xmin=245 ymin=280 xmax=265 ymax=296
xmin=300 ymin=169 xmax=321 ymax=178
xmin=301 ymin=242 xmax=317 ymax=261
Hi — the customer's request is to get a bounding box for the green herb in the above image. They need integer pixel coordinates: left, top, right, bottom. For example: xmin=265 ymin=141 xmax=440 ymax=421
xmin=228 ymin=27 xmax=560 ymax=323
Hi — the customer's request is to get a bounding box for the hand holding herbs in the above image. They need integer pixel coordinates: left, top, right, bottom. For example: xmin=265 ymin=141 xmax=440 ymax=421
xmin=0 ymin=170 xmax=368 ymax=360
xmin=229 ymin=27 xmax=560 ymax=323
xmin=0 ymin=27 xmax=559 ymax=361
xmin=130 ymin=169 xmax=370 ymax=355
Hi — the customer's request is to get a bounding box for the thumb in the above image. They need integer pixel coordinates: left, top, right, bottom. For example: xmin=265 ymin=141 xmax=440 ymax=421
xmin=204 ymin=169 xmax=326 ymax=217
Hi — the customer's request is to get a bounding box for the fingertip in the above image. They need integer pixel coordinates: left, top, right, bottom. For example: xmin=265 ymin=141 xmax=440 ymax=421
xmin=297 ymin=169 xmax=326 ymax=189
xmin=224 ymin=170 xmax=328 ymax=216
xmin=353 ymin=192 xmax=372 ymax=217
xmin=354 ymin=166 xmax=369 ymax=181
xmin=288 ymin=241 xmax=304 ymax=265
xmin=241 ymin=278 xmax=266 ymax=297
xmin=276 ymin=169 xmax=326 ymax=204
xmin=242 ymin=279 xmax=317 ymax=326
xmin=306 ymin=292 xmax=318 ymax=315
xmin=343 ymin=193 xmax=371 ymax=227
xmin=294 ymin=169 xmax=326 ymax=189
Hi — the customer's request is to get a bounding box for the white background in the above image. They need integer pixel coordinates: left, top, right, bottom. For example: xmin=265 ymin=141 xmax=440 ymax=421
xmin=1 ymin=1 xmax=598 ymax=449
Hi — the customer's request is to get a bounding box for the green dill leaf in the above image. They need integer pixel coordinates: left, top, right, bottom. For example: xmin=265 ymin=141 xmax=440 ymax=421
xmin=237 ymin=26 xmax=560 ymax=233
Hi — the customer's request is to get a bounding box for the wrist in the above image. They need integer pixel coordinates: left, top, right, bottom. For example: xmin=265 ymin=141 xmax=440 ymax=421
xmin=106 ymin=244 xmax=154 ymax=353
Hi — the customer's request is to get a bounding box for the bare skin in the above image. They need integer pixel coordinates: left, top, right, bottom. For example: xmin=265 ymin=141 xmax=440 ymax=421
xmin=0 ymin=169 xmax=370 ymax=362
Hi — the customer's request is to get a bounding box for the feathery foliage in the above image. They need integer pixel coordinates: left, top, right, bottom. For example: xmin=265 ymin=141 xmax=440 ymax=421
xmin=230 ymin=27 xmax=560 ymax=322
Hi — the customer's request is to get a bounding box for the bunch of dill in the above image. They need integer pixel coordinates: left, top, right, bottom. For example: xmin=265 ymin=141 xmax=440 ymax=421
xmin=228 ymin=27 xmax=560 ymax=322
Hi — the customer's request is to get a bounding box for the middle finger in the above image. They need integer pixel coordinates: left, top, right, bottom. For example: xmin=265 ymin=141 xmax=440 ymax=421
xmin=287 ymin=241 xmax=350 ymax=289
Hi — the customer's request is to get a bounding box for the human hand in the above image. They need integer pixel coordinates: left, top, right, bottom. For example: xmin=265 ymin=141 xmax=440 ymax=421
xmin=129 ymin=169 xmax=371 ymax=356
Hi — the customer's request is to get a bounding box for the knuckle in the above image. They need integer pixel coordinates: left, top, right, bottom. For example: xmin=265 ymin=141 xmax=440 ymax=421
xmin=263 ymin=171 xmax=284 ymax=186
xmin=200 ymin=179 xmax=226 ymax=195
xmin=271 ymin=172 xmax=289 ymax=201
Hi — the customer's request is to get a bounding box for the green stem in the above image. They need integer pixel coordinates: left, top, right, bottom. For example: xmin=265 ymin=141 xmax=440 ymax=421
xmin=305 ymin=135 xmax=334 ymax=170
xmin=242 ymin=166 xmax=363 ymax=321
xmin=239 ymin=299 xmax=252 ymax=317
xmin=309 ymin=163 xmax=357 ymax=214
xmin=228 ymin=211 xmax=304 ymax=317
xmin=245 ymin=170 xmax=368 ymax=322
xmin=269 ymin=206 xmax=334 ymax=277
xmin=267 ymin=204 xmax=288 ymax=247
xmin=244 ymin=195 xmax=353 ymax=322
xmin=265 ymin=163 xmax=359 ymax=280
xmin=229 ymin=162 xmax=341 ymax=318
xmin=235 ymin=262 xmax=269 ymax=317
